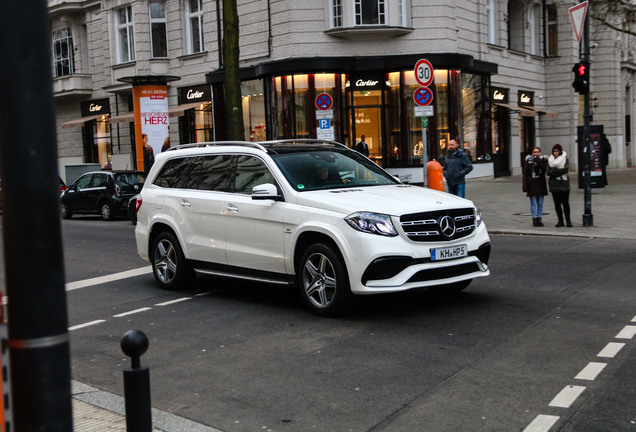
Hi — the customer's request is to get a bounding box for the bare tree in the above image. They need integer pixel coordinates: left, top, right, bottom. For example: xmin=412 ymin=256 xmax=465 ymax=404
xmin=589 ymin=0 xmax=636 ymax=37
xmin=222 ymin=0 xmax=245 ymax=140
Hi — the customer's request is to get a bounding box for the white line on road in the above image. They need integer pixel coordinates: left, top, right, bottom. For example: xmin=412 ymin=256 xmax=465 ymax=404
xmin=574 ymin=362 xmax=606 ymax=381
xmin=615 ymin=325 xmax=636 ymax=339
xmin=632 ymin=315 xmax=636 ymax=322
xmin=156 ymin=298 xmax=192 ymax=306
xmin=66 ymin=266 xmax=152 ymax=292
xmin=597 ymin=342 xmax=625 ymax=358
xmin=548 ymin=385 xmax=586 ymax=408
xmin=523 ymin=414 xmax=560 ymax=432
xmin=69 ymin=320 xmax=106 ymax=331
xmin=113 ymin=307 xmax=151 ymax=318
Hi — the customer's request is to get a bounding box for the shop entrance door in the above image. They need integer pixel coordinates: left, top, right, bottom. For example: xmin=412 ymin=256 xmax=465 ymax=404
xmin=350 ymin=89 xmax=384 ymax=165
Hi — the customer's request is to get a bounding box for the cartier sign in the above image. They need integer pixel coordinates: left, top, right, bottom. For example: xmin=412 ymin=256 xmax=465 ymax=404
xmin=518 ymin=90 xmax=534 ymax=107
xmin=80 ymin=98 xmax=110 ymax=116
xmin=179 ymin=84 xmax=211 ymax=103
xmin=491 ymin=87 xmax=508 ymax=104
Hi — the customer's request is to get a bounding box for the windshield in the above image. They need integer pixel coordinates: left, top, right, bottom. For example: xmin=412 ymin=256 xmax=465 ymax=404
xmin=271 ymin=150 xmax=399 ymax=191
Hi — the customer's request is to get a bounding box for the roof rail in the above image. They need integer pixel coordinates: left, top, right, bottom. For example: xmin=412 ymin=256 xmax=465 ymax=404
xmin=167 ymin=141 xmax=267 ymax=152
xmin=256 ymin=138 xmax=349 ymax=150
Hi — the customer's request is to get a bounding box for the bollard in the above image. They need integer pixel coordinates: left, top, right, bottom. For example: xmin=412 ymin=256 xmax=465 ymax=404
xmin=427 ymin=160 xmax=444 ymax=191
xmin=121 ymin=330 xmax=152 ymax=432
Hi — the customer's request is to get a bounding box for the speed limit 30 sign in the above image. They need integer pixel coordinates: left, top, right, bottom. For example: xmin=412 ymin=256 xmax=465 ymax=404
xmin=414 ymin=58 xmax=434 ymax=87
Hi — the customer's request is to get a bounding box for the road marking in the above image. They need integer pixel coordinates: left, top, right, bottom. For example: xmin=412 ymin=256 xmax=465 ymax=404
xmin=574 ymin=362 xmax=606 ymax=381
xmin=632 ymin=315 xmax=636 ymax=322
xmin=597 ymin=342 xmax=625 ymax=358
xmin=156 ymin=297 xmax=192 ymax=306
xmin=615 ymin=325 xmax=636 ymax=339
xmin=113 ymin=307 xmax=151 ymax=318
xmin=69 ymin=320 xmax=106 ymax=331
xmin=523 ymin=414 xmax=559 ymax=432
xmin=66 ymin=266 xmax=152 ymax=291
xmin=548 ymin=385 xmax=586 ymax=408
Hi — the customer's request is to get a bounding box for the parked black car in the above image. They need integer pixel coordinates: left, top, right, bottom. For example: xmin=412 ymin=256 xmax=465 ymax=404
xmin=60 ymin=171 xmax=146 ymax=221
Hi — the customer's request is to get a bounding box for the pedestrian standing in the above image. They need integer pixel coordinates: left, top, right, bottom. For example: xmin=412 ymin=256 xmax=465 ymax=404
xmin=442 ymin=139 xmax=473 ymax=198
xmin=547 ymin=144 xmax=572 ymax=227
xmin=522 ymin=146 xmax=548 ymax=227
xmin=355 ymin=135 xmax=369 ymax=157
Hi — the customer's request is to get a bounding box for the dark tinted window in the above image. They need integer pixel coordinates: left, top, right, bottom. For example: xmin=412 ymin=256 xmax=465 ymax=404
xmin=153 ymin=157 xmax=192 ymax=189
xmin=233 ymin=156 xmax=276 ymax=194
xmin=114 ymin=172 xmax=146 ymax=187
xmin=188 ymin=155 xmax=234 ymax=191
xmin=75 ymin=174 xmax=92 ymax=190
xmin=89 ymin=173 xmax=108 ymax=187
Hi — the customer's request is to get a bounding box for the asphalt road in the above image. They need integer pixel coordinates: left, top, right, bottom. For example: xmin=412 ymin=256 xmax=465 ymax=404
xmin=2 ymin=217 xmax=636 ymax=431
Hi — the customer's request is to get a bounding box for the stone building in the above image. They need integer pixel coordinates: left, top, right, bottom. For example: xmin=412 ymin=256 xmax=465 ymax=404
xmin=49 ymin=0 xmax=634 ymax=184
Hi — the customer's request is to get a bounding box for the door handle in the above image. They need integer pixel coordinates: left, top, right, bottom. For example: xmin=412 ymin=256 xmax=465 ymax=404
xmin=227 ymin=203 xmax=239 ymax=213
xmin=180 ymin=200 xmax=191 ymax=208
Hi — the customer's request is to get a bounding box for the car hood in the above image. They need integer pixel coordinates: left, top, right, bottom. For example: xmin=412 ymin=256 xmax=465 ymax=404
xmin=294 ymin=185 xmax=474 ymax=216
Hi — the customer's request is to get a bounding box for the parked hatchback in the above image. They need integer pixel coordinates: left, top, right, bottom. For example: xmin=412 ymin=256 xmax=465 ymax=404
xmin=135 ymin=140 xmax=491 ymax=316
xmin=61 ymin=171 xmax=146 ymax=221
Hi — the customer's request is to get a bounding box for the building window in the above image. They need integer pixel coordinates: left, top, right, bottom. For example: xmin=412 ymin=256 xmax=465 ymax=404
xmin=332 ymin=0 xmax=343 ymax=28
xmin=486 ymin=0 xmax=496 ymax=45
xmin=186 ymin=0 xmax=204 ymax=54
xmin=546 ymin=4 xmax=558 ymax=56
xmin=150 ymin=1 xmax=168 ymax=58
xmin=116 ymin=6 xmax=135 ymax=63
xmin=507 ymin=0 xmax=524 ymax=52
xmin=52 ymin=28 xmax=74 ymax=77
xmin=529 ymin=5 xmax=541 ymax=55
xmin=355 ymin=0 xmax=385 ymax=25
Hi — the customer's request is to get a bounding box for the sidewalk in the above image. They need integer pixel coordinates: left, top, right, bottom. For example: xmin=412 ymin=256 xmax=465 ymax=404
xmin=70 ymin=168 xmax=635 ymax=431
xmin=466 ymin=167 xmax=636 ymax=240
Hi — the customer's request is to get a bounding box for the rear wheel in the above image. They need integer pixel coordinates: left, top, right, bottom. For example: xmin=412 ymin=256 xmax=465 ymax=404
xmin=60 ymin=202 xmax=72 ymax=219
xmin=150 ymin=231 xmax=193 ymax=291
xmin=100 ymin=202 xmax=114 ymax=221
xmin=297 ymin=243 xmax=356 ymax=317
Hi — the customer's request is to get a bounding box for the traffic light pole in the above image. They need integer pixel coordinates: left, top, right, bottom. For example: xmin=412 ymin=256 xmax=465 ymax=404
xmin=582 ymin=8 xmax=593 ymax=226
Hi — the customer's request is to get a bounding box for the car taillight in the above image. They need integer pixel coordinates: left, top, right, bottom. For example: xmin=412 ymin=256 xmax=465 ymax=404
xmin=135 ymin=196 xmax=142 ymax=213
xmin=60 ymin=185 xmax=68 ymax=192
xmin=115 ymin=184 xmax=121 ymax=196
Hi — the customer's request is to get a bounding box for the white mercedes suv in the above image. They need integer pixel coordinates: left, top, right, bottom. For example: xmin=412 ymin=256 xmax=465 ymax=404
xmin=135 ymin=140 xmax=491 ymax=316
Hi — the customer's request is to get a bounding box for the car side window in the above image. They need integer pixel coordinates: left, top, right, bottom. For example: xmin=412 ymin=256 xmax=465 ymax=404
xmin=188 ymin=155 xmax=234 ymax=191
xmin=233 ymin=155 xmax=276 ymax=194
xmin=75 ymin=175 xmax=92 ymax=190
xmin=153 ymin=157 xmax=192 ymax=189
xmin=89 ymin=174 xmax=108 ymax=188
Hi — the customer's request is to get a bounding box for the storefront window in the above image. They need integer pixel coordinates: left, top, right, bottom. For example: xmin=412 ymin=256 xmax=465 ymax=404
xmin=434 ymin=70 xmax=450 ymax=162
xmin=242 ymin=80 xmax=266 ymax=141
xmin=461 ymin=73 xmax=489 ymax=161
xmin=294 ymin=75 xmax=310 ymax=138
xmin=89 ymin=119 xmax=112 ymax=169
xmin=403 ymin=70 xmax=425 ymax=166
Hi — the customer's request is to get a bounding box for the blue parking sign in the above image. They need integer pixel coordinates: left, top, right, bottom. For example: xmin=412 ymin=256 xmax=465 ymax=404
xmin=319 ymin=119 xmax=331 ymax=129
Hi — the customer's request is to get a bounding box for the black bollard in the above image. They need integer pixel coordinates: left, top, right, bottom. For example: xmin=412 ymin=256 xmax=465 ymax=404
xmin=121 ymin=329 xmax=152 ymax=432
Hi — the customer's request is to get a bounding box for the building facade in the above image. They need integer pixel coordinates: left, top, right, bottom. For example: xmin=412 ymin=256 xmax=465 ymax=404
xmin=49 ymin=0 xmax=635 ymax=184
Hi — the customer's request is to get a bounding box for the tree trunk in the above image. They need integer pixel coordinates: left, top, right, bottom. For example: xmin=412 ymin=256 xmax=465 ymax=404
xmin=222 ymin=0 xmax=245 ymax=140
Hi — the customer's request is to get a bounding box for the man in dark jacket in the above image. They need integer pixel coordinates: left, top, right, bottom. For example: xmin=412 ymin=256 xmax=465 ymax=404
xmin=442 ymin=139 xmax=473 ymax=198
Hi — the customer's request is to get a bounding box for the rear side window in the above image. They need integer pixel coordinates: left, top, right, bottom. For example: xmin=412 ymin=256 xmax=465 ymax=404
xmin=153 ymin=157 xmax=192 ymax=188
xmin=188 ymin=155 xmax=234 ymax=191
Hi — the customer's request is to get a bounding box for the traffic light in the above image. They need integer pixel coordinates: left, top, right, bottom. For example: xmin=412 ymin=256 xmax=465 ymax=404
xmin=572 ymin=61 xmax=590 ymax=94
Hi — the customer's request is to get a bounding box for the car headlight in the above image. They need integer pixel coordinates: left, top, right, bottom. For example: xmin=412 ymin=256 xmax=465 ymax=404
xmin=345 ymin=212 xmax=398 ymax=237
xmin=474 ymin=207 xmax=482 ymax=227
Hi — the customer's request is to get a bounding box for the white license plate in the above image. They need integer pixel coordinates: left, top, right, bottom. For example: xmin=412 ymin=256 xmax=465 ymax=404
xmin=430 ymin=244 xmax=467 ymax=261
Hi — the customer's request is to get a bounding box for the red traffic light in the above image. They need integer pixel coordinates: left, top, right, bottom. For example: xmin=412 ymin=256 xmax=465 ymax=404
xmin=578 ymin=63 xmax=586 ymax=76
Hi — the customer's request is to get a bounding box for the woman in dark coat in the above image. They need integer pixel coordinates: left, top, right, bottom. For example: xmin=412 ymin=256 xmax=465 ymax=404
xmin=522 ymin=146 xmax=548 ymax=227
xmin=547 ymin=143 xmax=572 ymax=227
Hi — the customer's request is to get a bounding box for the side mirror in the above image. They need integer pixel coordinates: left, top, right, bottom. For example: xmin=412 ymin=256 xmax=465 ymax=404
xmin=252 ymin=183 xmax=283 ymax=201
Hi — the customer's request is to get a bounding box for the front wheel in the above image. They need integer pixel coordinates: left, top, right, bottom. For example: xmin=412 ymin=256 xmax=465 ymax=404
xmin=150 ymin=232 xmax=194 ymax=291
xmin=60 ymin=202 xmax=72 ymax=219
xmin=297 ymin=243 xmax=356 ymax=317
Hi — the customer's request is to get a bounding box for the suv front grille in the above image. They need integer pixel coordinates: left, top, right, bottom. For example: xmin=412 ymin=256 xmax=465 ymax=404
xmin=400 ymin=208 xmax=476 ymax=242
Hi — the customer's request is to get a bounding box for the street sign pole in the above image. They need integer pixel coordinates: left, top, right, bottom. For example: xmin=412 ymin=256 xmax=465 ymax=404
xmin=582 ymin=6 xmax=593 ymax=227
xmin=422 ymin=118 xmax=428 ymax=187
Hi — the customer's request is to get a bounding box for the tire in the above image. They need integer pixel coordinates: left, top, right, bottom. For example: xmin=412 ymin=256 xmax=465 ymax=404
xmin=128 ymin=200 xmax=137 ymax=225
xmin=150 ymin=231 xmax=193 ymax=291
xmin=297 ymin=243 xmax=356 ymax=317
xmin=100 ymin=202 xmax=114 ymax=221
xmin=60 ymin=202 xmax=72 ymax=219
xmin=429 ymin=279 xmax=472 ymax=295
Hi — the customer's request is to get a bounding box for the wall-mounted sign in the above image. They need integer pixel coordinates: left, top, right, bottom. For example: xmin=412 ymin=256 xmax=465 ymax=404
xmin=349 ymin=74 xmax=385 ymax=91
xmin=491 ymin=87 xmax=509 ymax=104
xmin=80 ymin=98 xmax=110 ymax=116
xmin=179 ymin=84 xmax=211 ymax=104
xmin=518 ymin=90 xmax=534 ymax=107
